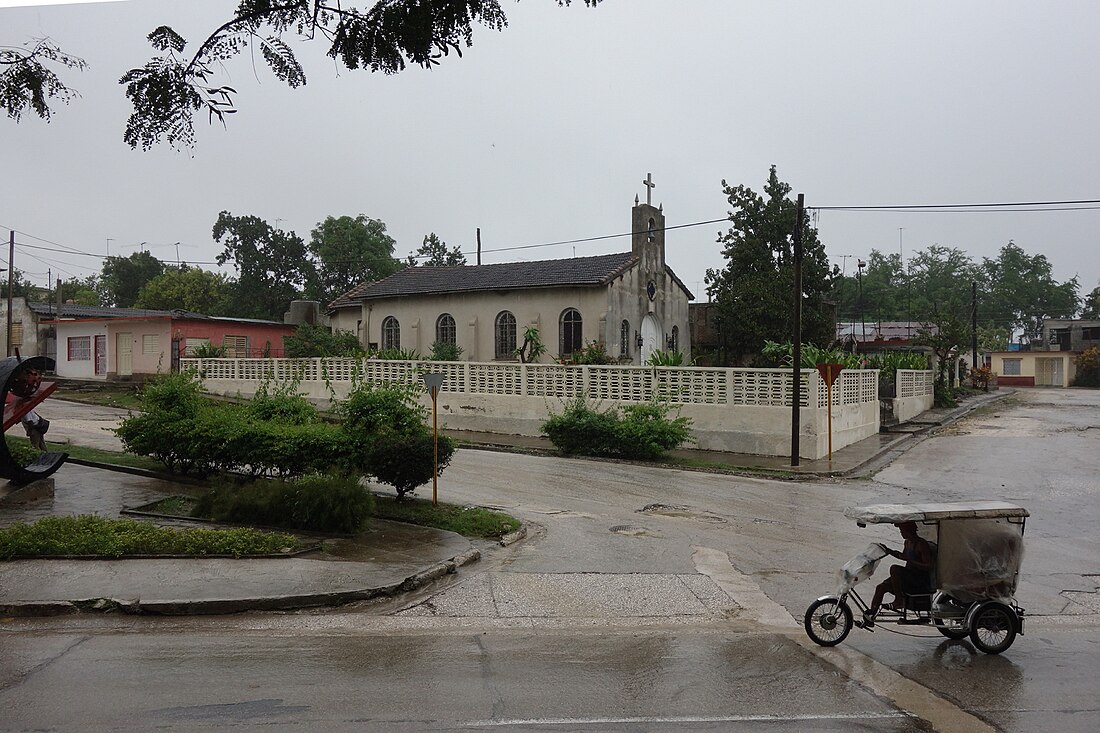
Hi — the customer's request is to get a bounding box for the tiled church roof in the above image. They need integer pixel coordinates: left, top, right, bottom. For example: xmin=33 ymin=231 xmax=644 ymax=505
xmin=329 ymin=252 xmax=639 ymax=310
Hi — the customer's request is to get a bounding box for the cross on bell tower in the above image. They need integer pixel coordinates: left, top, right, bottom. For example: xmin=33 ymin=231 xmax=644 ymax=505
xmin=642 ymin=172 xmax=655 ymax=206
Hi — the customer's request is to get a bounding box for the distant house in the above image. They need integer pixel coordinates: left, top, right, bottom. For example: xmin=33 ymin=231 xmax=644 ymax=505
xmin=985 ymin=350 xmax=1076 ymax=387
xmin=328 ymin=196 xmax=693 ymax=364
xmin=27 ymin=304 xmax=295 ymax=380
xmin=1039 ymin=318 xmax=1100 ymax=354
xmin=837 ymin=321 xmax=932 ymax=349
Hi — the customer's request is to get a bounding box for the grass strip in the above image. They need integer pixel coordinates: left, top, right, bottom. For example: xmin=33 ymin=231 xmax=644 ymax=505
xmin=0 ymin=515 xmax=301 ymax=559
xmin=372 ymin=495 xmax=520 ymax=539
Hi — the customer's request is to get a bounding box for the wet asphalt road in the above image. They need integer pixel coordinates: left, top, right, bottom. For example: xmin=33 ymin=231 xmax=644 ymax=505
xmin=1 ymin=389 xmax=1097 ymax=731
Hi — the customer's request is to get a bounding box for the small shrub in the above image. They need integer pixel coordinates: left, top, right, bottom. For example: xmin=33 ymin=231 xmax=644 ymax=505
xmin=541 ymin=397 xmax=621 ymax=456
xmin=1073 ymin=347 xmax=1099 ymax=387
xmin=647 ymin=350 xmax=691 ymax=367
xmin=373 ymin=347 xmax=423 ymax=361
xmin=616 ymin=403 xmax=693 ymax=460
xmin=283 ymin=324 xmax=365 ymax=358
xmin=934 ymin=381 xmax=958 ymax=408
xmin=192 ymin=342 xmax=229 ymax=358
xmin=246 ymin=383 xmax=319 ymax=425
xmin=193 ymin=474 xmax=373 ymax=533
xmin=6 ymin=436 xmax=41 ymax=465
xmin=541 ymin=397 xmax=692 ymax=460
xmin=570 ymin=341 xmax=615 ymax=365
xmin=970 ymin=365 xmax=994 ymax=391
xmin=364 ymin=430 xmax=456 ymax=498
xmin=430 ymin=341 xmax=463 ymax=361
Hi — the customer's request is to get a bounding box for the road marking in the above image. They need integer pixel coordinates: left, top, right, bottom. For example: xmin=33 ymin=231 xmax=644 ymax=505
xmin=691 ymin=546 xmax=797 ymax=628
xmin=466 ymin=712 xmax=912 ymax=727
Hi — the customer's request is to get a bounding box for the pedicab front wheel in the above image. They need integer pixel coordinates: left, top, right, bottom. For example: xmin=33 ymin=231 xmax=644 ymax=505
xmin=805 ymin=597 xmax=853 ymax=646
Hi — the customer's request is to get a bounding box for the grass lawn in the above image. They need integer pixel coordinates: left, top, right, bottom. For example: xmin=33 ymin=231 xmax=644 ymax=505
xmin=0 ymin=515 xmax=303 ymax=558
xmin=52 ymin=384 xmax=144 ymax=411
xmin=372 ymin=494 xmax=521 ymax=539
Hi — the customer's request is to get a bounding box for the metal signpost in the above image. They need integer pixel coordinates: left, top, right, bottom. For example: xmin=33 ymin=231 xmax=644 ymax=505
xmin=421 ymin=373 xmax=444 ymax=506
xmin=816 ymin=363 xmax=845 ymax=462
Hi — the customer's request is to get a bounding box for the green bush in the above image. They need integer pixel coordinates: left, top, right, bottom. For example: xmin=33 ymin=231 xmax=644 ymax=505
xmin=570 ymin=341 xmax=615 ymax=365
xmin=364 ymin=430 xmax=457 ymax=498
xmin=617 ymin=403 xmax=694 ymax=460
xmin=193 ymin=474 xmax=373 ymax=533
xmin=283 ymin=323 xmax=365 ymax=358
xmin=430 ymin=341 xmax=463 ymax=361
xmin=646 ymin=350 xmax=691 ymax=366
xmin=6 ymin=436 xmax=41 ymax=465
xmin=541 ymin=397 xmax=622 ymax=456
xmin=542 ymin=397 xmax=692 ymax=460
xmin=246 ymin=383 xmax=319 ymax=425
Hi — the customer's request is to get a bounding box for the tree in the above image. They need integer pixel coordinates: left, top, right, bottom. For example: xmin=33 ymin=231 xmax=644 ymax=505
xmin=1 ymin=268 xmax=39 ymax=300
xmin=213 ymin=212 xmax=315 ymax=320
xmin=133 ymin=266 xmax=231 ymax=314
xmin=704 ymin=166 xmax=834 ymax=365
xmin=55 ymin=275 xmax=103 ymax=306
xmin=1 ymin=37 xmax=86 ymax=122
xmin=914 ymin=309 xmax=970 ymax=394
xmin=309 ymin=215 xmax=401 ymax=305
xmin=406 ymin=233 xmax=466 ymax=267
xmin=283 ymin=323 xmax=364 ymax=357
xmin=121 ymin=1 xmax=600 ymax=150
xmin=980 ymin=241 xmax=1079 ymax=342
xmin=100 ymin=251 xmax=166 ymax=307
xmin=1080 ymin=283 xmax=1099 ymax=320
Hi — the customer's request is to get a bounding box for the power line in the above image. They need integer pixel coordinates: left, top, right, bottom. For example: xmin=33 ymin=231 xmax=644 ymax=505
xmin=812 ymin=199 xmax=1100 ymax=212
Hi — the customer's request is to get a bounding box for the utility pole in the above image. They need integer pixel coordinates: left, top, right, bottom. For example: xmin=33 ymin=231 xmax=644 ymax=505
xmin=790 ymin=193 xmax=804 ymax=467
xmin=476 ymin=228 xmax=482 ymax=266
xmin=971 ymin=281 xmax=978 ymax=376
xmin=6 ymin=230 xmax=14 ymax=357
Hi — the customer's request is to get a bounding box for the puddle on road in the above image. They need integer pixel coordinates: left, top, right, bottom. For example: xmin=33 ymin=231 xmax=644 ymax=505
xmin=638 ymin=503 xmax=727 ymax=524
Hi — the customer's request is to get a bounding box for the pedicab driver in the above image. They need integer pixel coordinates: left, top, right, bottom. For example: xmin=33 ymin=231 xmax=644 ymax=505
xmin=864 ymin=521 xmax=933 ymax=626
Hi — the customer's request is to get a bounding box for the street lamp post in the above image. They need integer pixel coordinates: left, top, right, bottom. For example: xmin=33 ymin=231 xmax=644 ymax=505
xmin=421 ymin=373 xmax=444 ymax=506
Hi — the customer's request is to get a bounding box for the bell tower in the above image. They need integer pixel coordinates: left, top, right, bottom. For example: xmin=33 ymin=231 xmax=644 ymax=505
xmin=631 ymin=172 xmax=665 ymax=274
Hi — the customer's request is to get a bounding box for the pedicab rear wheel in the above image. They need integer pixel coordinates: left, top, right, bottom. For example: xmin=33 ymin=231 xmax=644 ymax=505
xmin=969 ymin=602 xmax=1017 ymax=654
xmin=805 ymin=598 xmax=853 ymax=646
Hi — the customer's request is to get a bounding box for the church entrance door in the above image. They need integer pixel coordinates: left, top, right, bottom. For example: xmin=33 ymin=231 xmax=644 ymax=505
xmin=640 ymin=315 xmax=660 ymax=364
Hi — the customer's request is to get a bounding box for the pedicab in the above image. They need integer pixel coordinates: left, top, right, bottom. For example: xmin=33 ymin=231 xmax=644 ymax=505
xmin=804 ymin=501 xmax=1028 ymax=655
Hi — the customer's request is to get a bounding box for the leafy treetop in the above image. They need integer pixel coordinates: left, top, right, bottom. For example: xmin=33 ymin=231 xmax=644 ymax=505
xmin=1 ymin=37 xmax=86 ymax=122
xmin=120 ymin=0 xmax=601 ymax=150
xmin=406 ymin=233 xmax=466 ymax=267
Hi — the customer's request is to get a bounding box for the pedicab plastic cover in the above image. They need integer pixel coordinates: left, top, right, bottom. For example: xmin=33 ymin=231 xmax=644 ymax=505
xmin=836 ymin=543 xmax=890 ymax=595
xmin=936 ymin=518 xmax=1024 ymax=603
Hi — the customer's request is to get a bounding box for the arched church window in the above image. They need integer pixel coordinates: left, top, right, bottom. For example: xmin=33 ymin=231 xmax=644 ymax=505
xmin=495 ymin=311 xmax=517 ymax=359
xmin=671 ymin=325 xmax=679 ymax=352
xmin=559 ymin=308 xmax=582 ymax=357
xmin=620 ymin=320 xmax=630 ymax=357
xmin=381 ymin=316 xmax=400 ymax=351
xmin=436 ymin=313 xmax=457 ymax=346
xmin=647 ymin=217 xmax=655 ymax=242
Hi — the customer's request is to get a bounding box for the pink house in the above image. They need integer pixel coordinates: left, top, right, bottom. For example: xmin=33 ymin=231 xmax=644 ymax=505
xmin=40 ymin=306 xmax=295 ymax=380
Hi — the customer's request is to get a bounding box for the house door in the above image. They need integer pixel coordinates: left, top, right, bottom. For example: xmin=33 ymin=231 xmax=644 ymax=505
xmin=1035 ymin=357 xmax=1063 ymax=387
xmin=94 ymin=335 xmax=107 ymax=376
xmin=117 ymin=333 xmax=133 ymax=376
xmin=640 ymin=315 xmax=660 ymax=364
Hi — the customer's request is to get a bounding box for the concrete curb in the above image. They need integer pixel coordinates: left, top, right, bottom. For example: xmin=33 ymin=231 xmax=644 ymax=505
xmin=0 ymin=548 xmax=482 ymax=618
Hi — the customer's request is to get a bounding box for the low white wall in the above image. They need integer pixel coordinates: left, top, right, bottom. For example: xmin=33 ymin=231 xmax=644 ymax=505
xmin=892 ymin=369 xmax=935 ymax=423
xmin=188 ymin=358 xmax=882 ymax=460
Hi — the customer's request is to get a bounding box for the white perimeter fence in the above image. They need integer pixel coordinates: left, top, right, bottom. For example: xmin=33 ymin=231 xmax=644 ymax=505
xmin=182 ymin=358 xmax=931 ymax=459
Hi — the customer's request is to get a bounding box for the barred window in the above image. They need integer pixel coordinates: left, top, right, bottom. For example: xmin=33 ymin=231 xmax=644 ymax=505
xmin=436 ymin=313 xmax=457 ymax=345
xmin=381 ymin=316 xmax=400 ymax=350
xmin=559 ymin=308 xmax=582 ymax=356
xmin=67 ymin=335 xmax=91 ymax=361
xmin=620 ymin=320 xmax=630 ymax=357
xmin=1002 ymin=358 xmax=1022 ymax=376
xmin=495 ymin=311 xmax=517 ymax=359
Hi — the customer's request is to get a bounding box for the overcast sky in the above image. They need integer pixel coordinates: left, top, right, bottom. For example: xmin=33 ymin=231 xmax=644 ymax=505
xmin=3 ymin=0 xmax=1098 ymax=313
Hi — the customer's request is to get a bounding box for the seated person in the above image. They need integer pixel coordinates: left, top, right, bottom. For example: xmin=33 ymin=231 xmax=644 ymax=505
xmin=864 ymin=521 xmax=933 ymax=626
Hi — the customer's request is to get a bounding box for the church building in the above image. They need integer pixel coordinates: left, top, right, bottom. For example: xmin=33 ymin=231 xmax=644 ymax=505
xmin=328 ymin=177 xmax=694 ymax=364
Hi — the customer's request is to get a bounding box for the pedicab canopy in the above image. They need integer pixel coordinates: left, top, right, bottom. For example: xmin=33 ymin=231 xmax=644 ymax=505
xmin=844 ymin=501 xmax=1029 ymax=525
xmin=845 ymin=501 xmax=1029 ymax=603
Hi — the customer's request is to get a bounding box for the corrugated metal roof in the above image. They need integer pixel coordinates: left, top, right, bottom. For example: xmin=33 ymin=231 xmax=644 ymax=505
xmin=29 ymin=303 xmax=285 ymax=326
xmin=328 ymin=253 xmax=639 ymax=310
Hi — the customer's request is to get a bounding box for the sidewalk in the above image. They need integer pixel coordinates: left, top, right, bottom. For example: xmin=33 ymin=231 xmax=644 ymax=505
xmin=0 ymin=389 xmax=1007 ymax=617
